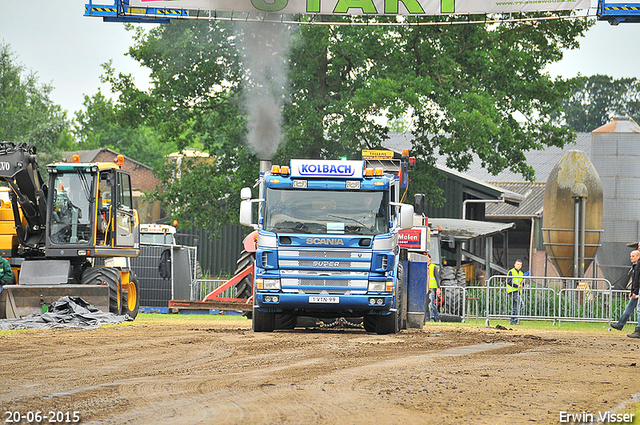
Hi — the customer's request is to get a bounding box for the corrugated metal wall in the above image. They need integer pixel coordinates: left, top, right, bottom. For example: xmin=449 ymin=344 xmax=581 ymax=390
xmin=422 ymin=177 xmax=465 ymax=219
xmin=592 ymin=129 xmax=640 ymax=288
xmin=176 ymin=224 xmax=250 ymax=278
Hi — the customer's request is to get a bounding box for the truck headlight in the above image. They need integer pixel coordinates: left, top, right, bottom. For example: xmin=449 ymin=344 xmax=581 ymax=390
xmin=256 ymin=278 xmax=281 ymax=290
xmin=368 ymin=281 xmax=385 ymax=292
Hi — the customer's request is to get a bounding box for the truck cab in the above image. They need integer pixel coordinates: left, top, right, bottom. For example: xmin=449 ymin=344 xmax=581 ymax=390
xmin=240 ymin=158 xmax=414 ymax=334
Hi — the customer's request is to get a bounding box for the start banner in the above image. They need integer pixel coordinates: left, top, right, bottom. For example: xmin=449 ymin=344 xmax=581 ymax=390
xmin=132 ymin=0 xmax=592 ymax=15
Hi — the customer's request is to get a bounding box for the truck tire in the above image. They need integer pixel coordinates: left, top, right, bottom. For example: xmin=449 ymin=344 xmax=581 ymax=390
xmin=252 ymin=306 xmax=275 ymax=332
xmin=82 ymin=267 xmax=121 ymax=315
xmin=363 ymin=314 xmax=376 ymax=333
xmin=439 ymin=313 xmax=463 ymax=323
xmin=275 ymin=313 xmax=296 ymax=330
xmin=121 ymin=272 xmax=140 ymax=319
xmin=234 ymin=250 xmax=255 ymax=299
xmin=397 ymin=263 xmax=407 ymax=330
xmin=375 ymin=310 xmax=399 ymax=335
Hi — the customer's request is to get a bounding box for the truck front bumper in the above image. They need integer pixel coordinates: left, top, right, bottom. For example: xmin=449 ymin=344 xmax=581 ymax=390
xmin=254 ymin=292 xmax=394 ymax=313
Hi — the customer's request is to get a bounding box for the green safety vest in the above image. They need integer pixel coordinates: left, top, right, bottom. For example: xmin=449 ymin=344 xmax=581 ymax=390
xmin=428 ymin=263 xmax=438 ymax=289
xmin=507 ymin=268 xmax=523 ymax=293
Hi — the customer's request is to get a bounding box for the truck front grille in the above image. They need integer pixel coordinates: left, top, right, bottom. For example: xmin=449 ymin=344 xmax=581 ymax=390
xmin=299 ymin=279 xmax=350 ymax=287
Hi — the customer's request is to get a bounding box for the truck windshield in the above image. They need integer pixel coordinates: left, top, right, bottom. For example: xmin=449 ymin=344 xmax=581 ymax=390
xmin=49 ymin=171 xmax=94 ymax=245
xmin=264 ymin=188 xmax=389 ymax=235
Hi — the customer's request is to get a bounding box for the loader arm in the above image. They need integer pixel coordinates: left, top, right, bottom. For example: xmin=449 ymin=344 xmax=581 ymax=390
xmin=0 ymin=142 xmax=47 ymax=254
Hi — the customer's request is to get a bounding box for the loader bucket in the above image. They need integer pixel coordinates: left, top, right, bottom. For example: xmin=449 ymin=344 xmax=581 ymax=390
xmin=0 ymin=285 xmax=109 ymax=319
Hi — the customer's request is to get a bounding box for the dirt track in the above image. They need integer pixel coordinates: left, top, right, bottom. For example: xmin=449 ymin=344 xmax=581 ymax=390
xmin=2 ymin=317 xmax=640 ymax=424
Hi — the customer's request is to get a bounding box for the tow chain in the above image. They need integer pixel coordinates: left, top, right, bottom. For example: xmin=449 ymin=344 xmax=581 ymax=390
xmin=318 ymin=317 xmax=363 ymax=329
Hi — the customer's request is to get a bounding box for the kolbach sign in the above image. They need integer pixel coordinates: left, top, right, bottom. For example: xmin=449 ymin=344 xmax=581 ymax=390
xmin=133 ymin=0 xmax=591 ymax=15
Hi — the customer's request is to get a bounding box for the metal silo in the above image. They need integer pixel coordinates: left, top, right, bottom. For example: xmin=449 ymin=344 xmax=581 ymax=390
xmin=591 ymin=117 xmax=640 ymax=288
xmin=542 ymin=150 xmax=603 ymax=277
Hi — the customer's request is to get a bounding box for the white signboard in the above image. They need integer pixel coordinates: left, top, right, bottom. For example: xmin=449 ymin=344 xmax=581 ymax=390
xmin=290 ymin=159 xmax=364 ymax=178
xmin=132 ymin=0 xmax=591 ymax=15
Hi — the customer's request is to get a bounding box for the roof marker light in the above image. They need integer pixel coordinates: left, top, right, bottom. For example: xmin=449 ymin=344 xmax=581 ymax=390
xmin=280 ymin=166 xmax=290 ymax=176
xmin=271 ymin=165 xmax=281 ymax=175
xmin=72 ymin=154 xmax=80 ymax=163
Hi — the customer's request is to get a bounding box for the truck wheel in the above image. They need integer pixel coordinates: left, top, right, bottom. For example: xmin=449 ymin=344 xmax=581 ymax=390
xmin=438 ymin=313 xmax=463 ymax=323
xmin=375 ymin=311 xmax=399 ymax=335
xmin=121 ymin=272 xmax=140 ymax=319
xmin=397 ymin=263 xmax=407 ymax=330
xmin=252 ymin=307 xmax=275 ymax=332
xmin=234 ymin=250 xmax=255 ymax=299
xmin=363 ymin=314 xmax=376 ymax=333
xmin=275 ymin=313 xmax=296 ymax=330
xmin=82 ymin=267 xmax=122 ymax=315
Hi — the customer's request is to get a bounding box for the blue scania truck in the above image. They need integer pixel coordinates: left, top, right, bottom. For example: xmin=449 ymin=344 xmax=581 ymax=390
xmin=239 ymin=153 xmax=415 ymax=334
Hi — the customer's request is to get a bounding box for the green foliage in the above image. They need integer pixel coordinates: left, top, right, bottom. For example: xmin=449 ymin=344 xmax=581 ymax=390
xmin=0 ymin=43 xmax=68 ymax=158
xmin=562 ymin=74 xmax=640 ymax=132
xmin=73 ymin=89 xmax=171 ymax=168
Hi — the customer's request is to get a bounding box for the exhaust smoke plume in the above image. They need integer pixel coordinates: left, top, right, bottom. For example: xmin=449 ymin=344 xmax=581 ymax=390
xmin=236 ymin=21 xmax=292 ymax=160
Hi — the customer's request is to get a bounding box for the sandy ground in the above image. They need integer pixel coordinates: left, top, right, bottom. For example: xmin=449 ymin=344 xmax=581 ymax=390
xmin=2 ymin=317 xmax=640 ymax=425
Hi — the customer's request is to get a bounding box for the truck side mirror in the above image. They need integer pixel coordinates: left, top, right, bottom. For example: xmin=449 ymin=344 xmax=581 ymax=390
xmin=239 ymin=199 xmax=256 ymax=228
xmin=240 ymin=187 xmax=252 ymax=200
xmin=399 ymin=204 xmax=414 ymax=230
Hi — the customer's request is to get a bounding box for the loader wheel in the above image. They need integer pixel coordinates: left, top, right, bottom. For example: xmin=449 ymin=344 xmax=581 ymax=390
xmin=233 ymin=250 xmax=255 ymax=299
xmin=82 ymin=267 xmax=122 ymax=315
xmin=121 ymin=272 xmax=140 ymax=319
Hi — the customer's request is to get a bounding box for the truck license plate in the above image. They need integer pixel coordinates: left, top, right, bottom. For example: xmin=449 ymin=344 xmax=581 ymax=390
xmin=309 ymin=296 xmax=339 ymax=304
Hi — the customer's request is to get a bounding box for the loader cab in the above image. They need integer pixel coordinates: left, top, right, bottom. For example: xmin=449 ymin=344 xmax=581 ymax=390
xmin=46 ymin=162 xmax=137 ymax=255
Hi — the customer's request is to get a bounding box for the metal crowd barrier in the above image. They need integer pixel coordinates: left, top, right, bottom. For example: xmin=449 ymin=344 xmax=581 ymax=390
xmin=481 ymin=275 xmax=613 ymax=326
xmin=199 ymin=279 xmax=237 ymax=299
xmin=611 ymin=289 xmax=638 ymax=326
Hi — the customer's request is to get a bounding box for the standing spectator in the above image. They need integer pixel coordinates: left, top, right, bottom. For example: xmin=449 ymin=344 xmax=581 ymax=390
xmin=0 ymin=256 xmax=14 ymax=294
xmin=425 ymin=253 xmax=441 ymax=322
xmin=625 ymin=250 xmax=640 ymax=338
xmin=611 ymin=250 xmax=640 ymax=330
xmin=507 ymin=259 xmax=524 ymax=325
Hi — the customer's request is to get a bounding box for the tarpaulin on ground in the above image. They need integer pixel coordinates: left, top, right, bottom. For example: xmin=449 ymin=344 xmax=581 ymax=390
xmin=0 ymin=296 xmax=133 ymax=330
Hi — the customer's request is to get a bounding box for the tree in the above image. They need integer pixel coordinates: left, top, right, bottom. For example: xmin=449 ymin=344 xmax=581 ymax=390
xmin=0 ymin=43 xmax=69 ymax=161
xmin=562 ymin=74 xmax=640 ymax=132
xmin=100 ymin=15 xmax=592 ymax=232
xmin=73 ymin=88 xmax=170 ymax=169
xmin=100 ymin=22 xmax=257 ymax=233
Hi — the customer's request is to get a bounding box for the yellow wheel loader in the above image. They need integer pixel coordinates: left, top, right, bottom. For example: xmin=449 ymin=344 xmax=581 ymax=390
xmin=0 ymin=142 xmax=140 ymax=319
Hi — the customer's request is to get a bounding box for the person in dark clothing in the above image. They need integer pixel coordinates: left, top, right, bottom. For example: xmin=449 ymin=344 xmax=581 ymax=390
xmin=0 ymin=256 xmax=14 ymax=294
xmin=611 ymin=249 xmax=640 ymax=331
xmin=624 ymin=250 xmax=640 ymax=338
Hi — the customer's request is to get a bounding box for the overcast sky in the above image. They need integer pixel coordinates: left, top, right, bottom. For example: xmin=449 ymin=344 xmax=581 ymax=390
xmin=1 ymin=1 xmax=639 ymax=115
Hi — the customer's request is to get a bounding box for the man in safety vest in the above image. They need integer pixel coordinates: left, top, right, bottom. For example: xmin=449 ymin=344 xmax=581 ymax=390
xmin=507 ymin=259 xmax=524 ymax=325
xmin=426 ymin=253 xmax=441 ymax=322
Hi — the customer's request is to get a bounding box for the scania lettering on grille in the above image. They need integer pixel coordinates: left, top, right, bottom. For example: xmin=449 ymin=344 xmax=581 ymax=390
xmin=299 ymin=163 xmax=354 ymax=176
xmin=306 ymin=237 xmax=345 ymax=246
